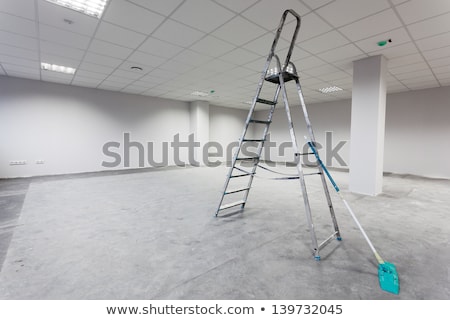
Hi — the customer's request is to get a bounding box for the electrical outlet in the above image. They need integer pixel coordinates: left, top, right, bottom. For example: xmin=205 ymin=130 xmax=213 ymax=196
xmin=9 ymin=160 xmax=27 ymax=165
xmin=36 ymin=160 xmax=45 ymax=164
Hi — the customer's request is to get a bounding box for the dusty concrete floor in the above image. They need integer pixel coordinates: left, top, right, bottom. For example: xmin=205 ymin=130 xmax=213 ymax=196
xmin=0 ymin=166 xmax=449 ymax=299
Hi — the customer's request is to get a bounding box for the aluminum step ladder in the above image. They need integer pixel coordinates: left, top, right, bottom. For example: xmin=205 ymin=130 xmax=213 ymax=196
xmin=215 ymin=9 xmax=341 ymax=260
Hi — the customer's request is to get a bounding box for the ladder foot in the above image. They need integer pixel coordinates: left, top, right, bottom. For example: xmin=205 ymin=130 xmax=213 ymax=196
xmin=337 ymin=236 xmax=342 ymax=241
xmin=314 ymin=256 xmax=321 ymax=261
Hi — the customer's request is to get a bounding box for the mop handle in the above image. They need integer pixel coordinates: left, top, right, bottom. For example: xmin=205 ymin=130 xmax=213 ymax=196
xmin=307 ymin=142 xmax=339 ymax=192
xmin=307 ymin=141 xmax=385 ymax=265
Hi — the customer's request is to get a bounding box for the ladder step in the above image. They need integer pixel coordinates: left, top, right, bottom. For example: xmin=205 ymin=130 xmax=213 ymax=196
xmin=219 ymin=200 xmax=245 ymax=211
xmin=304 ymin=172 xmax=321 ymax=176
xmin=230 ymin=173 xmax=251 ymax=178
xmin=256 ymin=98 xmax=276 ymax=105
xmin=242 ymin=139 xmax=265 ymax=142
xmin=249 ymin=119 xmax=271 ymax=124
xmin=225 ymin=187 xmax=250 ymax=195
xmin=236 ymin=157 xmax=259 ymax=161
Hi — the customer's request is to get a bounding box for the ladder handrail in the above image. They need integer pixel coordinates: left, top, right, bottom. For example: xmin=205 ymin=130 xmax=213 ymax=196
xmin=269 ymin=9 xmax=301 ymax=70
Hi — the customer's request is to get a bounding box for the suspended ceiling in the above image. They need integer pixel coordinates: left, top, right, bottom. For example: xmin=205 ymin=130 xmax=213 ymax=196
xmin=1 ymin=0 xmax=450 ymax=109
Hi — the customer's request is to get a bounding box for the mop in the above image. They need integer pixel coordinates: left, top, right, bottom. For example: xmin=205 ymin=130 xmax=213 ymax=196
xmin=307 ymin=141 xmax=400 ymax=295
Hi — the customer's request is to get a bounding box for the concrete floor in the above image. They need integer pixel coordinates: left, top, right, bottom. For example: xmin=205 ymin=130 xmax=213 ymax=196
xmin=0 ymin=166 xmax=449 ymax=299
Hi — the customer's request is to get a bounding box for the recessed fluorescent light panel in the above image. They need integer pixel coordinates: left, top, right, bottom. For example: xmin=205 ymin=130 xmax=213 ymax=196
xmin=318 ymin=86 xmax=343 ymax=94
xmin=45 ymin=0 xmax=109 ymax=18
xmin=190 ymin=91 xmax=209 ymax=97
xmin=41 ymin=62 xmax=76 ymax=74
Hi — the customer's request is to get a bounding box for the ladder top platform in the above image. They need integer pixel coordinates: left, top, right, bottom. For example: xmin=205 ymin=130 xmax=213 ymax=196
xmin=265 ymin=66 xmax=298 ymax=84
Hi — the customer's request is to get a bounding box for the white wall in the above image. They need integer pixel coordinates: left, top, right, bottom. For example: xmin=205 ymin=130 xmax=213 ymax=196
xmin=209 ymin=105 xmax=247 ymax=164
xmin=384 ymin=87 xmax=450 ymax=179
xmin=257 ymin=99 xmax=351 ymax=167
xmin=0 ymin=76 xmax=191 ymax=178
xmin=2 ymin=75 xmax=449 ymax=179
xmin=255 ymin=86 xmax=450 ymax=179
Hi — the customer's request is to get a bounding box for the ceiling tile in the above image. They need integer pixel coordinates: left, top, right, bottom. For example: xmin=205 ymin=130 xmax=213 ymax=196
xmin=103 ymin=75 xmax=134 ymax=84
xmin=0 ymin=12 xmax=36 ymax=37
xmin=77 ymin=61 xmax=115 ymax=75
xmin=339 ymin=9 xmax=403 ymax=42
xmin=396 ymin=0 xmax=450 ymax=25
xmin=75 ymin=69 xmax=109 ymax=80
xmin=0 ymin=0 xmax=35 ymax=20
xmin=355 ymin=27 xmax=412 ymax=53
xmin=390 ymin=62 xmax=430 ymax=75
xmin=98 ymin=80 xmax=127 ymax=90
xmin=301 ymin=0 xmax=334 ymax=10
xmin=3 ymin=63 xmax=39 ymax=76
xmin=158 ymin=59 xmax=196 ymax=74
xmin=103 ymin=0 xmax=165 ymax=35
xmin=388 ymin=53 xmax=425 ymax=68
xmin=189 ymin=36 xmax=235 ymax=57
xmin=295 ymin=55 xmax=327 ymax=70
xmin=428 ymin=56 xmax=450 ymax=68
xmin=219 ymin=48 xmax=261 ymax=65
xmin=5 ymin=70 xmax=40 ymax=80
xmin=127 ymin=51 xmax=166 ymax=68
xmin=300 ymin=30 xmax=349 ymax=54
xmin=319 ymin=70 xmax=350 ymax=81
xmin=95 ymin=21 xmax=146 ymax=49
xmin=121 ymin=85 xmax=148 ymax=94
xmin=316 ymin=0 xmax=390 ymax=28
xmin=242 ymin=0 xmax=310 ymax=29
xmin=171 ymin=0 xmax=235 ymax=33
xmin=40 ymin=40 xmax=85 ymax=60
xmin=110 ymin=68 xmax=144 ymax=80
xmin=396 ymin=68 xmax=434 ymax=81
xmin=391 ymin=0 xmax=410 ymax=5
xmin=39 ymin=24 xmax=90 ymax=49
xmin=201 ymin=59 xmax=236 ymax=73
xmin=303 ymin=64 xmax=341 ymax=77
xmin=435 ymin=72 xmax=450 ymax=81
xmin=37 ymin=0 xmax=99 ymax=36
xmin=433 ymin=64 xmax=450 ymax=74
xmin=213 ymin=0 xmax=258 ymax=13
xmin=317 ymin=43 xmax=364 ymax=62
xmin=212 ymin=16 xmax=266 ymax=46
xmin=152 ymin=19 xmax=205 ymax=48
xmin=242 ymin=32 xmax=289 ymax=55
xmin=407 ymin=12 xmax=450 ymax=40
xmin=297 ymin=12 xmax=333 ymax=42
xmin=171 ymin=49 xmax=214 ymax=67
xmin=127 ymin=0 xmax=183 ymax=16
xmin=89 ymin=39 xmax=133 ymax=59
xmin=0 ymin=55 xmax=38 ymax=69
xmin=0 ymin=30 xmax=38 ymax=51
xmin=369 ymin=42 xmax=418 ymax=59
xmin=138 ymin=37 xmax=184 ymax=58
xmin=83 ymin=52 xmax=123 ymax=68
xmin=72 ymin=76 xmax=103 ymax=88
xmin=0 ymin=43 xmax=38 ymax=61
xmin=415 ymin=32 xmax=450 ymax=51
xmin=423 ymin=46 xmax=450 ymax=60
xmin=404 ymin=79 xmax=439 ymax=89
xmin=41 ymin=69 xmax=73 ymax=83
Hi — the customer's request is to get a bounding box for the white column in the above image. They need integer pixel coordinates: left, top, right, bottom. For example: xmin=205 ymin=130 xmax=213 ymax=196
xmin=349 ymin=55 xmax=387 ymax=195
xmin=189 ymin=101 xmax=209 ymax=166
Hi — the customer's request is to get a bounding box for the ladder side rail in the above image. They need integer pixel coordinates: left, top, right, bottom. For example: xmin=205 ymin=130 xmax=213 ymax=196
xmin=241 ymin=83 xmax=282 ymax=206
xmin=279 ymin=10 xmax=301 ymax=71
xmin=293 ymin=67 xmax=341 ymax=237
xmin=274 ymin=55 xmax=320 ymax=259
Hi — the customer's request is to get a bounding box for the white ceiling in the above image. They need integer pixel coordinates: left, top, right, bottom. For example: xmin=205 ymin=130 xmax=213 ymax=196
xmin=1 ymin=0 xmax=450 ymax=109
